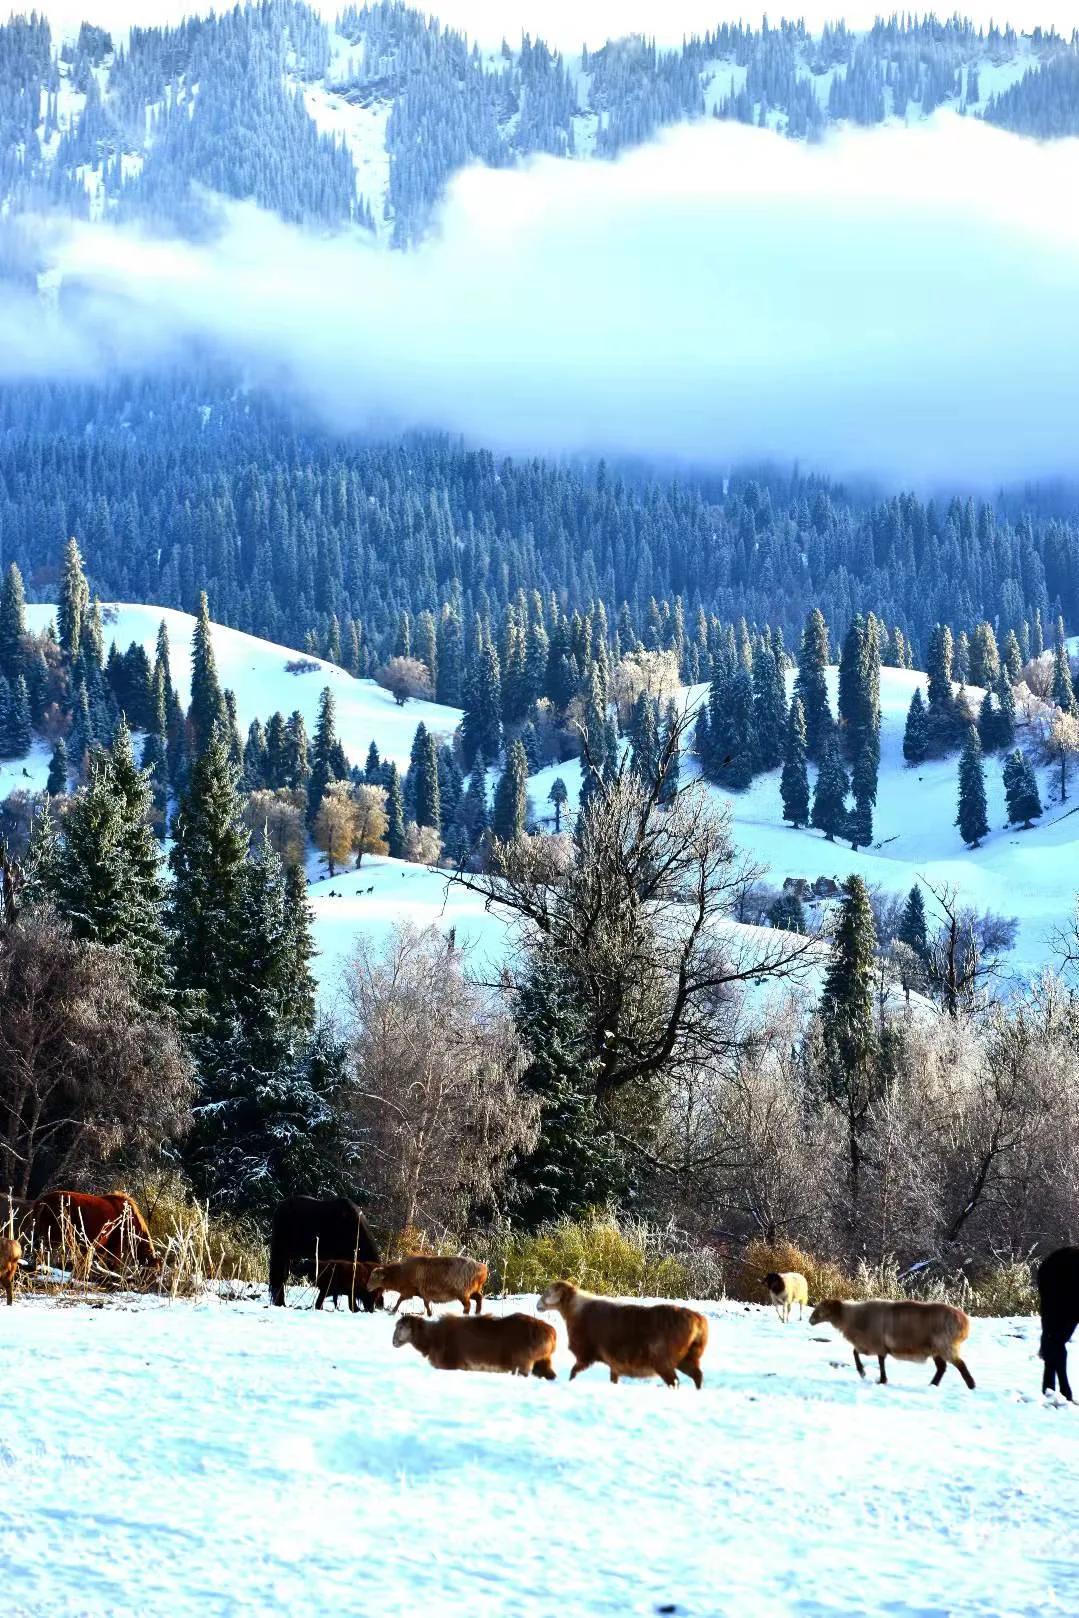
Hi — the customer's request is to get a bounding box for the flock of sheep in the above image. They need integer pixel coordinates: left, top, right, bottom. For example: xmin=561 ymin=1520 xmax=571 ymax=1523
xmin=367 ymin=1256 xmax=978 ymax=1390
xmin=5 ymin=1196 xmax=1078 ymax=1401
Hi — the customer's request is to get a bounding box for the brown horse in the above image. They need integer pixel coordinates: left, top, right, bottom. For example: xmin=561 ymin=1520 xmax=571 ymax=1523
xmin=29 ymin=1191 xmax=160 ymax=1274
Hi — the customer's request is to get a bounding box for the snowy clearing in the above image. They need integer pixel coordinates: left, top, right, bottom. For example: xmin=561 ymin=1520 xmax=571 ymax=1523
xmin=3 ymin=1291 xmax=1076 ymax=1618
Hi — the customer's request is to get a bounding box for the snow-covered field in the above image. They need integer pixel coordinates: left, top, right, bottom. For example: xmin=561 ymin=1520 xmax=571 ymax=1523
xmin=4 ymin=1290 xmax=1075 ymax=1618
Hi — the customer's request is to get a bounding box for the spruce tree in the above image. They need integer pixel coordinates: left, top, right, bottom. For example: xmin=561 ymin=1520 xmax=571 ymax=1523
xmin=1003 ymin=749 xmax=1042 ymax=828
xmin=1003 ymin=630 xmax=1023 ymax=684
xmin=437 ymin=743 xmax=462 ymax=832
xmin=460 ymin=641 xmax=503 ymax=767
xmin=510 ymin=952 xmax=628 ymax=1228
xmin=284 ymin=711 xmax=310 ymax=790
xmin=415 ymin=731 xmax=442 ymax=830
xmin=902 ymin=688 xmax=929 ymax=764
xmin=307 ymin=686 xmax=346 ymax=825
xmin=1052 ymin=626 xmax=1077 ymax=715
xmin=46 ymin=737 xmax=68 ymax=797
xmin=385 ymin=762 xmax=407 ymax=858
xmin=265 ymin=712 xmax=289 ymax=788
xmin=168 ymin=723 xmax=251 ymax=1025
xmin=3 ymin=674 xmax=30 ymax=756
xmin=364 ymin=740 xmax=381 ymax=781
xmin=811 ymin=739 xmax=849 ymax=842
xmin=53 ymin=720 xmax=169 ymax=1002
xmin=838 ymin=614 xmax=866 ymax=756
xmin=21 ymin=802 xmax=62 ymax=910
xmin=780 ymin=695 xmax=810 ymax=826
xmin=752 ymin=645 xmax=786 ymax=770
xmin=994 ymin=670 xmax=1016 ymax=750
xmin=0 ymin=562 xmax=26 ymax=682
xmin=821 ymin=874 xmax=876 ymax=1070
xmin=956 ymin=726 xmax=989 ymax=848
xmin=189 ymin=591 xmax=226 ymax=757
xmin=243 ymin=719 xmax=268 ymax=790
xmin=926 ymin=623 xmax=957 ymax=750
xmin=548 ymin=776 xmax=568 ymax=832
xmin=849 ymin=742 xmax=875 ymax=849
xmin=183 ymin=831 xmax=341 ymax=1215
xmin=436 ymin=607 xmax=464 ymax=707
xmin=795 ymin=608 xmax=834 ymax=760
xmin=714 ymin=666 xmax=757 ymax=789
xmin=819 ymin=874 xmax=878 ymax=1215
xmin=898 ymin=883 xmax=929 ymax=963
xmin=57 ymin=537 xmax=89 ymax=662
xmin=492 ymin=739 xmax=528 ymax=842
xmin=629 ymin=691 xmax=660 ymax=786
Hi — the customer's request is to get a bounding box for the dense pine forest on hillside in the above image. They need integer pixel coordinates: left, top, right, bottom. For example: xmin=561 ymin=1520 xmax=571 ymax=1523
xmin=3 ymin=3 xmax=1079 ymax=246
xmin=3 ymin=377 xmax=1079 ymax=677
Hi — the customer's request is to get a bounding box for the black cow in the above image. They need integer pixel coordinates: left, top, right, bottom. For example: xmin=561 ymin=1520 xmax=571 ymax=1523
xmin=1038 ymin=1246 xmax=1079 ymax=1400
xmin=269 ymin=1196 xmax=381 ymax=1311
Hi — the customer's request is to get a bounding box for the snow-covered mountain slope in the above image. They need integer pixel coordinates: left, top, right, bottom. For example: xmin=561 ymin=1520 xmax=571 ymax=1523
xmin=24 ymin=601 xmax=463 ymax=770
xmin=3 ymin=1288 xmax=1072 ymax=1618
xmin=1 ymin=4 xmax=1065 ymax=252
xmin=700 ymin=665 xmax=1076 ymax=984
xmin=11 ymin=603 xmax=1078 ymax=989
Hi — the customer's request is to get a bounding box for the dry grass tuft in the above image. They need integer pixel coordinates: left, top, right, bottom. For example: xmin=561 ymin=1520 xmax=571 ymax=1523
xmin=473 ymin=1213 xmax=725 ymax=1300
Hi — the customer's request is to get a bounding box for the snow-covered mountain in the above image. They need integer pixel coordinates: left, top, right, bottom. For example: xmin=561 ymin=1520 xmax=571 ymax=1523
xmin=1 ymin=3 xmax=1072 ymax=246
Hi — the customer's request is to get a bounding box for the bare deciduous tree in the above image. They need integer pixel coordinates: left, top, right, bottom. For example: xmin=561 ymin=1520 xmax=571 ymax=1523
xmin=454 ymin=723 xmax=815 ymax=1102
xmin=375 ymin=657 xmax=434 ymax=707
xmin=340 ymin=925 xmax=537 ymax=1235
xmin=0 ymin=912 xmax=193 ymax=1197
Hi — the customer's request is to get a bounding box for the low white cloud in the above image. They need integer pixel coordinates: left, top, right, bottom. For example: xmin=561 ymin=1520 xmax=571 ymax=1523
xmin=8 ymin=113 xmax=1079 ymax=486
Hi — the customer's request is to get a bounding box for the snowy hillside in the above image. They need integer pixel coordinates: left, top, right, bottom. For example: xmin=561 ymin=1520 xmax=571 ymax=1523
xmin=696 ymin=665 xmax=1077 ymax=983
xmin=4 ymin=1289 xmax=1074 ymax=1618
xmin=9 ymin=602 xmax=1077 ymax=990
xmin=22 ymin=601 xmax=463 ymax=771
xmin=532 ymin=664 xmax=1078 ymax=983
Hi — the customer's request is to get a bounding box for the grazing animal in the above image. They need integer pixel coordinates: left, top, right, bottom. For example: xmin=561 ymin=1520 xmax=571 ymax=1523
xmin=367 ymin=1254 xmax=487 ymax=1316
xmin=1 ymin=1236 xmax=21 ymax=1305
xmin=269 ymin=1196 xmax=380 ymax=1309
xmin=809 ymin=1298 xmax=974 ymax=1388
xmin=1037 ymin=1246 xmax=1079 ymax=1401
xmin=314 ymin=1258 xmax=382 ymax=1313
xmin=765 ymin=1270 xmax=809 ymax=1323
xmin=537 ymin=1280 xmax=708 ymax=1388
xmin=29 ymin=1191 xmax=159 ymax=1273
xmin=393 ymin=1312 xmax=557 ymax=1377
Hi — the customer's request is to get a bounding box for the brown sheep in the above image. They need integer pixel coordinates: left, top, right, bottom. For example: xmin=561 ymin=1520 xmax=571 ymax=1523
xmin=393 ymin=1312 xmax=557 ymax=1378
xmin=765 ymin=1270 xmax=809 ymax=1323
xmin=367 ymin=1255 xmax=488 ymax=1316
xmin=314 ymin=1258 xmax=382 ymax=1313
xmin=810 ymin=1298 xmax=975 ymax=1389
xmin=537 ymin=1280 xmax=708 ymax=1388
xmin=1 ymin=1236 xmax=21 ymax=1306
